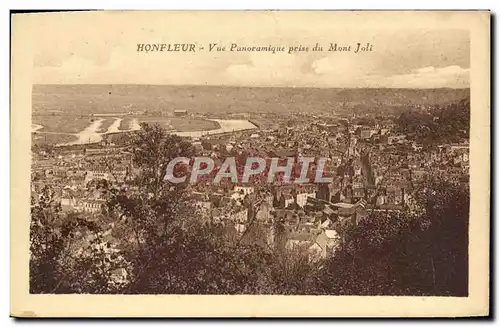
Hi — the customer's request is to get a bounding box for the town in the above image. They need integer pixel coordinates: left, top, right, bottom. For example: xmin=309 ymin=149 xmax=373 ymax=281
xmin=31 ymin=100 xmax=470 ymax=288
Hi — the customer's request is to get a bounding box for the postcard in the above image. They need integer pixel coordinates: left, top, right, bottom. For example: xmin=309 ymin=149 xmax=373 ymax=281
xmin=11 ymin=10 xmax=490 ymax=317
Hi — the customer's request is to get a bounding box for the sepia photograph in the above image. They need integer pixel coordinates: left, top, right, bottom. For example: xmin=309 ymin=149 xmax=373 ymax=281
xmin=11 ymin=10 xmax=490 ymax=317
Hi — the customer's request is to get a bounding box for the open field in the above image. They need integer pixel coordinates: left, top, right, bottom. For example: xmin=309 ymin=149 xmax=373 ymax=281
xmin=31 ymin=114 xmax=223 ymax=146
xmin=96 ymin=118 xmax=118 ymax=133
xmin=32 ymin=115 xmax=94 ymax=133
xmin=136 ymin=116 xmax=220 ymax=132
xmin=169 ymin=117 xmax=220 ymax=132
xmin=134 ymin=117 xmax=172 ymax=129
xmin=119 ymin=116 xmax=220 ymax=132
xmin=33 ymin=84 xmax=470 ymax=116
xmin=33 ymin=113 xmax=221 ymax=135
xmin=118 ymin=118 xmax=133 ymax=131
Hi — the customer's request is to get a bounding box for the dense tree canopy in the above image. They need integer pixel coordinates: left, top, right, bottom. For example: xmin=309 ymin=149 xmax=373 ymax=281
xmin=315 ymin=179 xmax=469 ymax=296
xmin=396 ymin=98 xmax=470 ymax=145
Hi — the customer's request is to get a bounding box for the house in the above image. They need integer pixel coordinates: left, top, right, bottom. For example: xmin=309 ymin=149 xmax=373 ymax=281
xmin=296 ymin=191 xmax=316 ymax=208
xmin=320 ymin=216 xmax=333 ymax=228
xmin=173 ymin=110 xmax=187 ymax=117
xmin=81 ymin=198 xmax=106 ymax=213
xmin=84 ymin=169 xmax=126 ymax=183
xmin=267 ymin=149 xmax=296 ymax=158
xmin=275 ymin=209 xmax=300 ymax=225
xmin=331 ymin=199 xmax=367 ymax=225
xmin=285 ymin=228 xmax=340 ymax=261
xmin=61 ymin=197 xmax=79 ymax=212
xmin=333 ymin=202 xmax=357 ymax=217
xmin=284 ymin=194 xmax=295 ymax=208
xmin=360 ymin=129 xmax=371 ymax=140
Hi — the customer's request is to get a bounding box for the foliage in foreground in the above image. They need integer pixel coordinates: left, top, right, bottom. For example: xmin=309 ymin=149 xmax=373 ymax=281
xmin=30 ymin=123 xmax=469 ymax=295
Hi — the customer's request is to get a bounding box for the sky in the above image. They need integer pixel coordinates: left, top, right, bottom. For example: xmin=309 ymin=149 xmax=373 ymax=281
xmin=30 ymin=11 xmax=470 ymax=88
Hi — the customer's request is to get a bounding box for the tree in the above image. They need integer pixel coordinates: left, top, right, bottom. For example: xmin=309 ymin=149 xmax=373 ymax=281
xmin=31 ymin=122 xmax=470 ymax=296
xmin=105 ymin=123 xmax=324 ymax=294
xmin=395 ymin=98 xmax=470 ymax=145
xmin=30 ymin=186 xmax=64 ymax=293
xmin=30 ymin=187 xmax=120 ymax=294
xmin=317 ymin=178 xmax=469 ymax=296
xmin=104 ymin=124 xmax=258 ymax=294
xmin=130 ymin=122 xmax=194 ymax=195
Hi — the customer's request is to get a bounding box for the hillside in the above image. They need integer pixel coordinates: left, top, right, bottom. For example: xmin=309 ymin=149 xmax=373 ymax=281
xmin=33 ymin=84 xmax=470 ymax=116
xmin=396 ymin=98 xmax=470 ymax=145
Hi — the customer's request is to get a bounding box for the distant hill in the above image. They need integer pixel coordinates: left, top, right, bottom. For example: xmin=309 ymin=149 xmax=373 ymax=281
xmin=32 ymin=84 xmax=470 ymax=116
xmin=396 ymin=97 xmax=470 ymax=145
